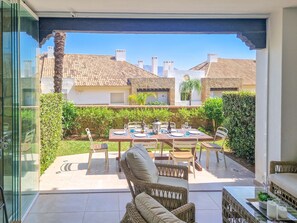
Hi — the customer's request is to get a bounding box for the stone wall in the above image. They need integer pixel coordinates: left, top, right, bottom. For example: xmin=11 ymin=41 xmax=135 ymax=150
xmin=201 ymin=78 xmax=242 ymax=102
xmin=129 ymin=78 xmax=175 ymax=105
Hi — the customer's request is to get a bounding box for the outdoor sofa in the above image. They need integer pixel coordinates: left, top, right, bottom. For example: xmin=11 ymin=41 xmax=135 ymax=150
xmin=270 ymin=161 xmax=297 ymax=209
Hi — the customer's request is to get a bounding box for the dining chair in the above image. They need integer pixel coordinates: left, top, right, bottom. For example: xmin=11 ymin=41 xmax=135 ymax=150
xmin=160 ymin=122 xmax=176 ymax=129
xmin=199 ymin=127 xmax=228 ymax=169
xmin=169 ymin=138 xmax=198 ymax=178
xmin=132 ymin=138 xmax=158 ymax=160
xmin=86 ymin=128 xmax=109 ymax=170
xmin=127 ymin=122 xmax=142 ymax=129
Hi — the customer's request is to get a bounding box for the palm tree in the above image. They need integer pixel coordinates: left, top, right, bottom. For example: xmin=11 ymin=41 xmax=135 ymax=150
xmin=128 ymin=92 xmax=156 ymax=105
xmin=53 ymin=32 xmax=66 ymax=93
xmin=179 ymin=78 xmax=201 ymax=106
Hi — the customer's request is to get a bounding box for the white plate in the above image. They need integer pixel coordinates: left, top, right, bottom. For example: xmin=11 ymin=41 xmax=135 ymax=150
xmin=114 ymin=131 xmax=126 ymax=135
xmin=170 ymin=129 xmax=177 ymax=132
xmin=134 ymin=133 xmax=147 ymax=137
xmin=134 ymin=129 xmax=142 ymax=133
xmin=170 ymin=133 xmax=184 ymax=137
xmin=189 ymin=130 xmax=201 ymax=135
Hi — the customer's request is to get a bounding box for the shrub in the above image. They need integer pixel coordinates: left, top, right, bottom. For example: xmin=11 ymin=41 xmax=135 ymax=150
xmin=40 ymin=93 xmax=63 ymax=174
xmin=147 ymin=101 xmax=167 ymax=105
xmin=62 ymin=100 xmax=78 ymax=137
xmin=222 ymin=91 xmax=256 ymax=163
xmin=76 ymin=107 xmax=114 ymax=137
xmin=202 ymin=98 xmax=224 ymax=133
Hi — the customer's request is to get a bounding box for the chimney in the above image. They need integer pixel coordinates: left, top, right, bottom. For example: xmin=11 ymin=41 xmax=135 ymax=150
xmin=151 ymin=56 xmax=158 ymax=75
xmin=163 ymin=61 xmax=174 ymax=77
xmin=115 ymin=49 xmax=126 ymax=61
xmin=47 ymin=46 xmax=54 ymax=58
xmin=138 ymin=60 xmax=144 ymax=69
xmin=207 ymin=54 xmax=218 ymax=63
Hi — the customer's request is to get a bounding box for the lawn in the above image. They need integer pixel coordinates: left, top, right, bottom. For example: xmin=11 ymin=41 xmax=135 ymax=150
xmin=58 ymin=140 xmax=174 ymax=157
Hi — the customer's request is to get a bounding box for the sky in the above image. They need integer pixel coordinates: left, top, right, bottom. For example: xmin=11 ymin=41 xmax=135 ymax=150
xmin=41 ymin=33 xmax=255 ymax=70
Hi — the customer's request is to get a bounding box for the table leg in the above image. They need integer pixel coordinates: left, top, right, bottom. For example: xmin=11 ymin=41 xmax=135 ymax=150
xmin=118 ymin=141 xmax=121 ymax=172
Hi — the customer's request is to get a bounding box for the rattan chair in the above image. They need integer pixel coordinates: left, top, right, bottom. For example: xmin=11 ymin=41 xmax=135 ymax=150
xmin=132 ymin=139 xmax=158 ymax=160
xmin=121 ymin=152 xmax=189 ymax=211
xmin=127 ymin=122 xmax=142 ymax=129
xmin=199 ymin=127 xmax=228 ymax=169
xmin=169 ymin=138 xmax=198 ymax=178
xmin=122 ymin=199 xmax=196 ymax=223
xmin=86 ymin=128 xmax=108 ymax=170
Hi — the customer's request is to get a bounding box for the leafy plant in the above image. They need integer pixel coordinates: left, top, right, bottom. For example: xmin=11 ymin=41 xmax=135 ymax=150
xmin=258 ymin=192 xmax=272 ymax=202
xmin=147 ymin=101 xmax=167 ymax=105
xmin=62 ymin=100 xmax=78 ymax=137
xmin=179 ymin=78 xmax=201 ymax=105
xmin=222 ymin=91 xmax=255 ymax=163
xmin=128 ymin=92 xmax=156 ymax=105
xmin=40 ymin=93 xmax=63 ymax=174
xmin=202 ymin=97 xmax=224 ymax=133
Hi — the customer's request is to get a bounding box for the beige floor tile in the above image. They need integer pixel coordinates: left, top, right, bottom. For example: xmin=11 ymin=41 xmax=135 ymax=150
xmin=196 ymin=209 xmax=222 ymax=223
xmin=189 ymin=192 xmax=220 ymax=210
xmin=30 ymin=194 xmax=88 ymax=213
xmin=85 ymin=193 xmax=119 ymax=211
xmin=23 ymin=212 xmax=84 ymax=223
xmin=83 ymin=211 xmax=120 ymax=223
xmin=208 ymin=192 xmax=222 ymax=209
xmin=118 ymin=192 xmax=132 ymax=211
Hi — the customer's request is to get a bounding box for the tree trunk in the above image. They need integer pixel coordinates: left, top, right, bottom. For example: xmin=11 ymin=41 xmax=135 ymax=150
xmin=189 ymin=93 xmax=192 ymax=106
xmin=54 ymin=32 xmax=66 ymax=93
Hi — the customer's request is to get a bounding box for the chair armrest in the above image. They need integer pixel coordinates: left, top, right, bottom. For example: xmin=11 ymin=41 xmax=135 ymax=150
xmin=155 ymin=163 xmax=188 ymax=180
xmin=270 ymin=161 xmax=297 ymax=174
xmin=171 ymin=203 xmax=196 ymax=223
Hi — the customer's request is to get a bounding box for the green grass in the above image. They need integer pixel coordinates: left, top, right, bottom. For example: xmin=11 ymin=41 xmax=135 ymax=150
xmin=58 ymin=139 xmax=229 ymax=157
xmin=57 ymin=140 xmax=175 ymax=157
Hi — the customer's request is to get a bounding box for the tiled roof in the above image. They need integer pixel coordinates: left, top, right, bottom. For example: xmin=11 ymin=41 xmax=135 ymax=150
xmin=190 ymin=58 xmax=256 ymax=85
xmin=40 ymin=54 xmax=158 ymax=86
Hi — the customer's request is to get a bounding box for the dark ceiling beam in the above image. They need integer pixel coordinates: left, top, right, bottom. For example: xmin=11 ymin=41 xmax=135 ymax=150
xmin=39 ymin=18 xmax=266 ymax=49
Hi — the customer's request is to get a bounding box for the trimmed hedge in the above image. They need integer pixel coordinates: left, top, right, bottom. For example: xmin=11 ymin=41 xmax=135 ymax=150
xmin=40 ymin=93 xmax=63 ymax=174
xmin=70 ymin=106 xmax=208 ymax=137
xmin=222 ymin=91 xmax=256 ymax=163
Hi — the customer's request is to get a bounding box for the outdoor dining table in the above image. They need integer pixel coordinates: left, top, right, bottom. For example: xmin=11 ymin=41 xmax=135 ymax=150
xmin=109 ymin=128 xmax=213 ymax=172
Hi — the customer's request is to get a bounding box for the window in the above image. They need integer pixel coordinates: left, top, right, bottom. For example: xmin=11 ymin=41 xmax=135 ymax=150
xmin=110 ymin=93 xmax=124 ymax=104
xmin=180 ymin=92 xmax=190 ymax=101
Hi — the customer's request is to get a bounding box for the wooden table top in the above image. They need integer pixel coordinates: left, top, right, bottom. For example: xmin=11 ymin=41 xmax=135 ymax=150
xmin=109 ymin=129 xmax=213 ymax=142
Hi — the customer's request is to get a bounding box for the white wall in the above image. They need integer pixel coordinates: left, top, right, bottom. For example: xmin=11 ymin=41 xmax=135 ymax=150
xmin=255 ymin=7 xmax=297 ymax=183
xmin=41 ymin=77 xmax=75 ymax=94
xmin=67 ymin=87 xmax=130 ymax=105
xmin=255 ymin=49 xmax=268 ymax=183
xmin=168 ymin=70 xmax=204 ymax=105
xmin=281 ymin=7 xmax=297 ymax=161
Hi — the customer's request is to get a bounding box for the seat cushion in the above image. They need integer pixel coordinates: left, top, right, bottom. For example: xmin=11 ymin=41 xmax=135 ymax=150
xmin=135 ymin=192 xmax=186 ymax=223
xmin=158 ymin=176 xmax=189 ymax=191
xmin=125 ymin=144 xmax=159 ymax=183
xmin=270 ymin=173 xmax=297 ymax=198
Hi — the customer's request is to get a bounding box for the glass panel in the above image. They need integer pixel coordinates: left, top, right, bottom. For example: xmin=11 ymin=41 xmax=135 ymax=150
xmin=19 ymin=4 xmax=39 ymax=219
xmin=0 ymin=0 xmax=21 ymax=221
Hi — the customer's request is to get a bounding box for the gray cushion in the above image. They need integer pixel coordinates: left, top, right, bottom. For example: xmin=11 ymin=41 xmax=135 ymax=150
xmin=158 ymin=176 xmax=188 ymax=190
xmin=135 ymin=192 xmax=186 ymax=223
xmin=125 ymin=144 xmax=159 ymax=183
xmin=270 ymin=173 xmax=297 ymax=198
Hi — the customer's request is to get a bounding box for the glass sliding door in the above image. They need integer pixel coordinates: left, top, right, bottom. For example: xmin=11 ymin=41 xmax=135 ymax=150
xmin=19 ymin=3 xmax=39 ymax=219
xmin=0 ymin=0 xmax=21 ymax=222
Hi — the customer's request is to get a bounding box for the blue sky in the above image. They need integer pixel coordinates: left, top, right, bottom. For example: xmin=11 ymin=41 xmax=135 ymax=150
xmin=41 ymin=33 xmax=255 ymax=70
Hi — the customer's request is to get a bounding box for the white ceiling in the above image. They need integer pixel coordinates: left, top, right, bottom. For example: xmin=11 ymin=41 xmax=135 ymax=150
xmin=24 ymin=0 xmax=297 ymax=18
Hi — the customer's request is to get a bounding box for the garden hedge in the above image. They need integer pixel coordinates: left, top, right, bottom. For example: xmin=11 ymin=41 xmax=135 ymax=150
xmin=40 ymin=93 xmax=63 ymax=174
xmin=222 ymin=91 xmax=256 ymax=163
xmin=69 ymin=106 xmax=209 ymax=137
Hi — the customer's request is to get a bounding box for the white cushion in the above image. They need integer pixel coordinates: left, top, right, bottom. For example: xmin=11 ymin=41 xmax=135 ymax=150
xmin=270 ymin=173 xmax=297 ymax=198
xmin=125 ymin=144 xmax=159 ymax=183
xmin=135 ymin=192 xmax=186 ymax=223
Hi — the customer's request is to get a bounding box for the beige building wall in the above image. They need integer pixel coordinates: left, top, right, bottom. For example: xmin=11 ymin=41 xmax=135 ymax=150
xmin=242 ymin=85 xmax=256 ymax=92
xmin=201 ymin=78 xmax=242 ymax=102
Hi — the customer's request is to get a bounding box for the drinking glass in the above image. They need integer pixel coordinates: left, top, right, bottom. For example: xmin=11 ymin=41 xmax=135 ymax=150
xmin=124 ymin=124 xmax=128 ymax=133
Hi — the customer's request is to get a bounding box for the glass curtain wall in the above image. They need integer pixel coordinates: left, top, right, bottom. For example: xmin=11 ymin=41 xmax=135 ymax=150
xmin=0 ymin=0 xmax=21 ymax=221
xmin=19 ymin=3 xmax=39 ymax=219
xmin=0 ymin=0 xmax=39 ymax=221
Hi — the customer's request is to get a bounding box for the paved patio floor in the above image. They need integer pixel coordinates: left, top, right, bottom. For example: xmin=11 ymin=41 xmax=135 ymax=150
xmin=24 ymin=151 xmax=255 ymax=222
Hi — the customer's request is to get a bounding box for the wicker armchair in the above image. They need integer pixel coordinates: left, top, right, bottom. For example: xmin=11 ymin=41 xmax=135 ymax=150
xmin=121 ymin=157 xmax=189 ymax=211
xmin=122 ymin=201 xmax=196 ymax=223
xmin=270 ymin=161 xmax=297 ymax=209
